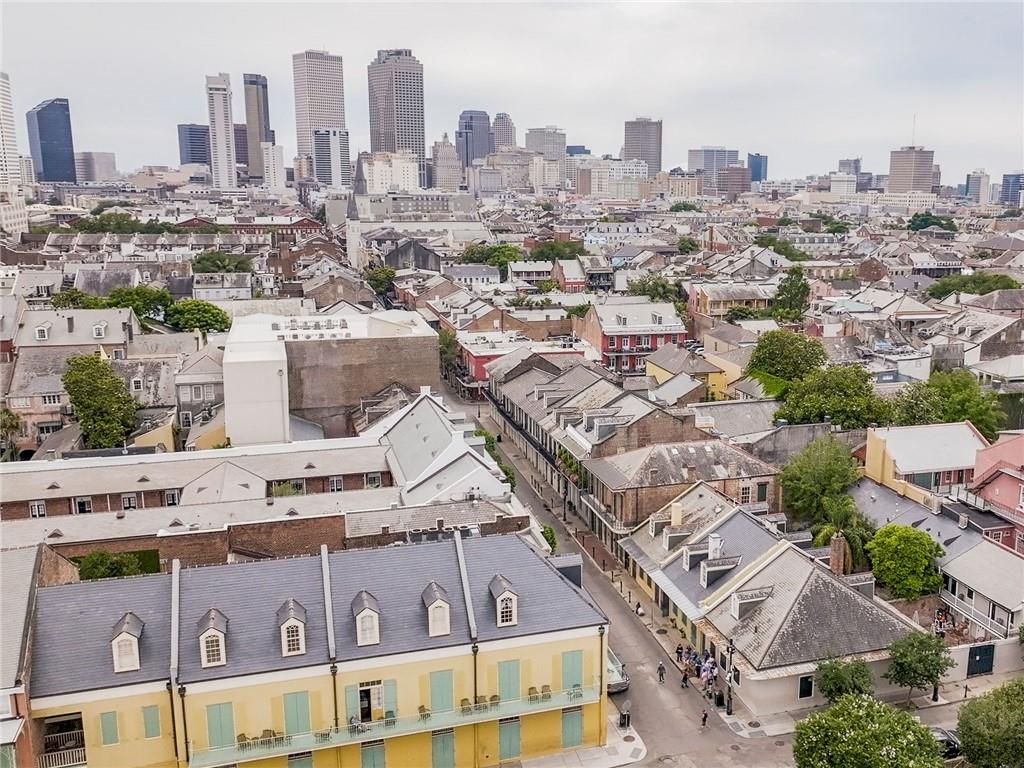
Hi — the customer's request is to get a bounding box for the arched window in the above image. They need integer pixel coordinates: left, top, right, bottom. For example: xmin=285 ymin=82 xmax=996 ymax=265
xmin=499 ymin=596 xmax=515 ymax=626
xmin=202 ymin=634 xmax=224 ymax=666
xmin=284 ymin=624 xmax=302 ymax=654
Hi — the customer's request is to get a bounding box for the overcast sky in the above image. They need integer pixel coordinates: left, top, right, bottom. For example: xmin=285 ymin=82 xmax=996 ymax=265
xmin=3 ymin=1 xmax=1022 ymax=183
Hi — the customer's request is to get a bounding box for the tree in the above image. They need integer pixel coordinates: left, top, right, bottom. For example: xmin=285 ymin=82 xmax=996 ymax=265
xmin=825 ymin=221 xmax=850 ymax=235
xmin=77 ymin=551 xmax=145 ymax=580
xmin=540 ymin=201 xmax=554 ymax=211
xmin=565 ymin=303 xmax=591 ymax=319
xmin=474 ymin=427 xmax=516 ymax=491
xmin=50 ymin=288 xmax=105 ymax=309
xmin=884 ymin=632 xmax=955 ymax=702
xmin=867 ymin=524 xmax=943 ymax=600
xmin=271 ymin=481 xmax=301 ymax=497
xmin=192 ymin=250 xmax=252 ymax=273
xmin=926 ymin=272 xmax=1019 ymax=300
xmin=530 ymin=240 xmax=586 ymax=262
xmin=365 ymin=266 xmax=396 ymax=295
xmin=105 ymin=285 xmax=172 ymax=325
xmin=908 ymin=211 xmax=957 ymax=232
xmin=541 ymin=525 xmax=557 ymax=552
xmin=809 ymin=495 xmax=875 ymax=571
xmin=777 ymin=216 xmax=795 ymax=226
xmin=0 ymin=408 xmax=21 ymax=462
xmin=676 ymin=235 xmax=700 ymax=254
xmin=725 ymin=305 xmax=760 ymax=323
xmin=748 ymin=329 xmax=826 ymax=381
xmin=164 ymin=300 xmax=231 ymax=333
xmin=958 ymin=678 xmax=1024 ymax=768
xmin=889 ymin=380 xmax=943 ymax=427
xmin=438 ymin=328 xmax=458 ymax=368
xmin=753 ymin=234 xmax=809 ymax=261
xmin=774 ymin=266 xmax=811 ymax=315
xmin=775 ymin=365 xmax=891 ymax=429
xmin=779 ymin=437 xmax=859 ymax=521
xmin=890 ymin=370 xmax=1004 ymax=440
xmin=313 ymin=204 xmax=327 ymax=225
xmin=461 ymin=243 xmax=522 ymax=279
xmin=627 ymin=274 xmax=679 ymax=302
xmin=535 ymin=279 xmax=559 ymax=293
xmin=669 ymin=201 xmax=699 ymax=212
xmin=815 ymin=658 xmax=874 ymax=703
xmin=793 ymin=694 xmax=941 ymax=768
xmin=62 ymin=355 xmax=138 ymax=449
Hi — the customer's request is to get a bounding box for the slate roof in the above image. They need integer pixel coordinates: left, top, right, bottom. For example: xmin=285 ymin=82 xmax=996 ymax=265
xmin=645 ymin=344 xmax=722 ymax=376
xmin=111 ymin=612 xmax=144 ymax=640
xmin=965 ymin=288 xmax=1024 ymax=312
xmin=585 ymin=440 xmax=778 ymax=490
xmin=0 ymin=547 xmax=39 ymax=689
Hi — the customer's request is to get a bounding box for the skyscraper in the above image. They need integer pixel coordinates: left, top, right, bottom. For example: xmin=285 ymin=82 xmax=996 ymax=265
xmin=311 ymin=129 xmax=351 ymax=187
xmin=177 ymin=123 xmax=210 ymax=165
xmin=261 ymin=143 xmax=286 ymax=192
xmin=74 ymin=152 xmax=118 ymax=182
xmin=292 ymin=51 xmax=347 ymax=160
xmin=26 ymin=98 xmax=76 ymax=182
xmin=838 ymin=157 xmax=861 ymax=175
xmin=455 ymin=110 xmax=493 ymax=168
xmin=368 ymin=49 xmax=426 ymax=186
xmin=623 ymin=117 xmax=662 ymax=175
xmin=205 ymin=73 xmax=237 ymax=189
xmin=747 ymin=153 xmax=768 ymax=183
xmin=525 ymin=126 xmax=566 ymax=187
xmin=887 ymin=146 xmax=935 ymax=193
xmin=717 ymin=165 xmax=752 ymax=201
xmin=1000 ymin=172 xmax=1024 ymax=206
xmin=233 ymin=124 xmax=249 ymax=166
xmin=0 ymin=72 xmax=19 ymax=189
xmin=431 ymin=133 xmax=462 ymax=191
xmin=243 ymin=73 xmax=272 ymax=181
xmin=965 ymin=169 xmax=990 ymax=204
xmin=493 ymin=112 xmax=516 ymax=149
xmin=687 ymin=146 xmax=738 ymax=196
xmin=566 ymin=145 xmax=591 ymax=156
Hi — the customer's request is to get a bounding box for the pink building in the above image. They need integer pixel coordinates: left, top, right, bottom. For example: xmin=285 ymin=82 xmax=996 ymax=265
xmin=966 ymin=433 xmax=1024 ymax=554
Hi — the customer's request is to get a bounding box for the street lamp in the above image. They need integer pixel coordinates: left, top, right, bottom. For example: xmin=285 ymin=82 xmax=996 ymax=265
xmin=726 ymin=638 xmax=735 ymax=716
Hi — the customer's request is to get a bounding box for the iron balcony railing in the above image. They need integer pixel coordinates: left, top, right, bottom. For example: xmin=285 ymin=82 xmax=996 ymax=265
xmin=939 ymin=589 xmax=1008 ymax=639
xmin=188 ymin=685 xmax=599 ymax=768
xmin=952 ymin=486 xmax=1024 ymax=526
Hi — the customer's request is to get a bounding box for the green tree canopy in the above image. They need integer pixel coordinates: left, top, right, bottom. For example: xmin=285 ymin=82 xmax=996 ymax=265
xmin=908 ymin=211 xmax=957 ymax=232
xmin=957 ymin=678 xmax=1024 ymax=768
xmin=676 ymin=235 xmax=700 ymax=254
xmin=76 ymin=551 xmax=146 ymax=580
xmin=50 ymin=288 xmax=105 ymax=309
xmin=438 ymin=328 xmax=458 ymax=368
xmin=164 ymin=300 xmax=231 ymax=333
xmin=62 ymin=355 xmax=138 ymax=449
xmin=0 ymin=408 xmax=21 ymax=462
xmin=669 ymin=201 xmax=700 ymax=212
xmin=365 ymin=266 xmax=396 ymax=295
xmin=105 ymin=286 xmax=173 ymax=324
xmin=775 ymin=365 xmax=891 ymax=429
xmin=192 ymin=250 xmax=252 ymax=273
xmin=627 ymin=274 xmax=680 ymax=303
xmin=779 ymin=437 xmax=859 ymax=521
xmin=776 ymin=216 xmax=795 ymax=226
xmin=825 ymin=221 xmax=850 ymax=234
xmin=774 ymin=266 xmax=811 ymax=315
xmin=815 ymin=658 xmax=874 ymax=704
xmin=810 ymin=494 xmax=875 ymax=571
xmin=565 ymin=303 xmax=591 ymax=319
xmin=540 ymin=201 xmax=554 ymax=212
xmin=535 ymin=279 xmax=559 ymax=293
xmin=926 ymin=272 xmax=1019 ymax=300
xmin=867 ymin=524 xmax=944 ymax=600
xmin=793 ymin=694 xmax=941 ymax=768
xmin=67 ymin=212 xmax=184 ymax=235
xmin=884 ymin=632 xmax=955 ymax=702
xmin=753 ymin=234 xmax=810 ymax=261
xmin=530 ymin=240 xmax=586 ymax=262
xmin=890 ymin=370 xmax=1004 ymax=441
xmin=90 ymin=200 xmax=133 ymax=216
xmin=461 ymin=243 xmax=522 ymax=279
xmin=725 ymin=305 xmax=760 ymax=323
xmin=748 ymin=329 xmax=826 ymax=381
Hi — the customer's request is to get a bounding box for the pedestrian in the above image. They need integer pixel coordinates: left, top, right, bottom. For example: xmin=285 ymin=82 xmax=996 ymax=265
xmin=635 ymin=602 xmax=643 ymax=616
xmin=657 ymin=661 xmax=666 ymax=683
xmin=675 ymin=644 xmax=684 ymax=663
xmin=701 ymin=709 xmax=708 ymax=729
xmin=681 ymin=670 xmax=689 ymax=688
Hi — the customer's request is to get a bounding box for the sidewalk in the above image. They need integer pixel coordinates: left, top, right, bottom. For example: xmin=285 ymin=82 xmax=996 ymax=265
xmin=520 ymin=714 xmax=647 ymax=768
xmin=908 ymin=669 xmax=1022 ymax=711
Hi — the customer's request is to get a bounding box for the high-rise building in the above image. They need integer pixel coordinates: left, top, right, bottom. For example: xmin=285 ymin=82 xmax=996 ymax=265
xmin=19 ymin=155 xmax=35 ymax=185
xmin=26 ymin=98 xmax=76 ymax=182
xmin=205 ymin=73 xmax=237 ymax=189
xmin=493 ymin=112 xmax=516 ymax=149
xmin=1000 ymin=172 xmax=1024 ymax=206
xmin=838 ymin=157 xmax=861 ymax=176
xmin=431 ymin=133 xmax=462 ymax=191
xmin=965 ymin=169 xmax=990 ymax=204
xmin=623 ymin=117 xmax=662 ymax=175
xmin=747 ymin=153 xmax=768 ymax=183
xmin=74 ymin=152 xmax=118 ymax=182
xmin=830 ymin=172 xmax=857 ymax=195
xmin=687 ymin=146 xmax=738 ymax=196
xmin=717 ymin=165 xmax=752 ymax=201
xmin=368 ymin=49 xmax=426 ymax=186
xmin=243 ymin=74 xmax=272 ymax=181
xmin=261 ymin=142 xmax=286 ymax=192
xmin=525 ymin=126 xmax=566 ymax=187
xmin=566 ymin=145 xmax=591 ymax=156
xmin=233 ymin=124 xmax=249 ymax=166
xmin=358 ymin=151 xmax=420 ymax=194
xmin=931 ymin=164 xmax=942 ymax=192
xmin=311 ymin=129 xmax=352 ymax=188
xmin=292 ymin=50 xmax=347 ymax=161
xmin=0 ymin=72 xmax=28 ymax=235
xmin=886 ymin=145 xmax=935 ymax=193
xmin=177 ymin=123 xmax=210 ymax=165
xmin=455 ymin=110 xmax=493 ymax=168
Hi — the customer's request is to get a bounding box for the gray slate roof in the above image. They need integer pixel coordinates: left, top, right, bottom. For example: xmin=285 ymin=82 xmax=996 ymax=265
xmin=0 ymin=547 xmax=39 ymax=688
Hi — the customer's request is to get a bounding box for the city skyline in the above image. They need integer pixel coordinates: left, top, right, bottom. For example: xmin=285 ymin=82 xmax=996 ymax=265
xmin=2 ymin=1 xmax=1021 ymax=182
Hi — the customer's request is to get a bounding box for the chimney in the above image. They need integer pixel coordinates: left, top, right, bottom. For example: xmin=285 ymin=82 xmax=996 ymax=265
xmin=436 ymin=517 xmax=444 ymax=530
xmin=708 ymin=532 xmax=723 ymax=560
xmin=66 ymin=316 xmax=74 ymax=333
xmin=45 ymin=449 xmax=56 ymax=461
xmin=648 ymin=467 xmax=659 ymax=484
xmin=957 ymin=513 xmax=969 ymax=530
xmin=670 ymin=501 xmax=683 ymax=527
xmin=829 ymin=531 xmax=849 ymax=576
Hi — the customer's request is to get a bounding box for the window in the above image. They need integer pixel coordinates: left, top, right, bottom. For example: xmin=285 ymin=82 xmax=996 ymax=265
xmin=180 ymin=412 xmax=193 ymax=429
xmin=113 ymin=636 xmax=139 ymax=672
xmin=204 ymin=384 xmax=215 ymax=400
xmin=74 ymin=497 xmax=93 ymax=514
xmin=92 ymin=324 xmax=106 ymax=339
xmin=739 ymin=486 xmax=751 ymax=504
xmin=756 ymin=483 xmax=768 ymax=503
xmin=179 ymin=386 xmax=192 ymax=403
xmin=328 ymin=475 xmax=344 ymax=493
xmin=499 ymin=596 xmax=515 ymax=626
xmin=42 ymin=394 xmax=60 ymax=405
xmin=281 ymin=621 xmax=305 ymax=656
xmin=142 ymin=705 xmax=160 ymax=739
xmin=798 ymin=675 xmax=814 ymax=700
xmin=192 ymin=385 xmax=203 ymax=401
xmin=112 ymin=349 xmax=125 ymax=360
xmin=290 ymin=479 xmax=305 ymax=494
xmin=1018 ymin=485 xmax=1024 ymax=509
xmin=638 ymin=335 xmax=650 ymax=346
xmin=607 ymin=335 xmax=616 ymax=348
xmin=131 ymin=378 xmax=143 ymax=392
xmin=202 ymin=633 xmax=225 ymax=667
xmin=364 ymin=473 xmax=381 ymax=489
xmin=35 ymin=326 xmax=49 ymax=341
xmin=165 ymin=489 xmax=180 ymax=506
xmin=121 ymin=494 xmax=138 ymax=510
xmin=29 ymin=500 xmax=46 ymax=518
xmin=357 ymin=612 xmax=380 ymax=646
xmin=100 ymin=712 xmax=119 ymax=745
xmin=429 ymin=602 xmax=450 ymax=637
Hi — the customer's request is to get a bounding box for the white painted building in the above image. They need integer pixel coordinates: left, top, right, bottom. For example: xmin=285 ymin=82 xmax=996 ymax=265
xmin=966 ymin=169 xmax=990 ymax=204
xmin=205 ymin=73 xmax=237 ymax=189
xmin=0 ymin=71 xmax=28 ymax=235
xmin=360 ymin=151 xmax=420 ymax=193
xmin=261 ymin=142 xmax=286 ymax=192
xmin=829 ymin=172 xmax=857 ymax=195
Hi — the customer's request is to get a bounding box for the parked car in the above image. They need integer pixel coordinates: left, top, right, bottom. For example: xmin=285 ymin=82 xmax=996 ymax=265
xmin=929 ymin=727 xmax=961 ymax=759
xmin=606 ymin=648 xmax=630 ymax=694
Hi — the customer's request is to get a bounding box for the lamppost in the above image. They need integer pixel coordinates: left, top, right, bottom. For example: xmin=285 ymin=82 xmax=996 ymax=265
xmin=726 ymin=638 xmax=735 ymax=715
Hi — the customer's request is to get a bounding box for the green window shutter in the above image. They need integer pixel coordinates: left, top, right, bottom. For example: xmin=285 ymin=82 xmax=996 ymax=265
xmin=561 ymin=708 xmax=583 ymax=748
xmin=497 ymin=660 xmax=520 ymax=701
xmin=429 ymin=670 xmax=454 ymax=713
xmin=383 ymin=679 xmax=397 ymax=716
xmin=561 ymin=650 xmax=583 ymax=690
xmin=205 ymin=702 xmax=234 ymax=748
xmin=361 ymin=742 xmax=386 ymax=768
xmin=99 ymin=712 xmax=119 ymax=745
xmin=345 ymin=685 xmax=359 ymax=721
xmin=142 ymin=705 xmax=160 ymax=739
xmin=431 ymin=730 xmax=455 ymax=768
xmin=498 ymin=719 xmax=520 ymax=760
xmin=283 ymin=691 xmax=310 ymax=734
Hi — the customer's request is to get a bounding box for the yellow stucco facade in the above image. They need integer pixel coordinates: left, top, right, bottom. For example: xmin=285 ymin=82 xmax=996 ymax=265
xmin=862 ymin=429 xmax=933 ymax=506
xmin=644 ymin=360 xmax=675 ymax=386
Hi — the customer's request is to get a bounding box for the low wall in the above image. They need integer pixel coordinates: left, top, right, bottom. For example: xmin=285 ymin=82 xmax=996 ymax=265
xmin=944 ymin=635 xmax=1024 ymax=683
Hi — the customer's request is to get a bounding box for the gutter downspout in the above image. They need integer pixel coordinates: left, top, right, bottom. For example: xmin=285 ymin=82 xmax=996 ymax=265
xmin=321 ymin=545 xmax=339 ymax=731
xmin=454 ymin=531 xmax=480 ymax=768
xmin=169 ymin=558 xmax=185 ymax=764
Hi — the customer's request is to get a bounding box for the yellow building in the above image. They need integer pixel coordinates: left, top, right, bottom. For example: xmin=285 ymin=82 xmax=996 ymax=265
xmin=28 ymin=535 xmax=609 ymax=768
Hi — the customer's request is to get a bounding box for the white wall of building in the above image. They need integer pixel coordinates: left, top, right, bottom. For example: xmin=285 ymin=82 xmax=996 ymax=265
xmin=206 ymin=73 xmax=237 ymax=189
xmin=262 ymin=142 xmax=286 ymax=192
xmin=223 ymin=336 xmax=290 ymax=446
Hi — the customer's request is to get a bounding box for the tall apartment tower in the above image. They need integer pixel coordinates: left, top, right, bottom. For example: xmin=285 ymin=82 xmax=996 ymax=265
xmin=177 ymin=124 xmax=210 ymax=165
xmin=431 ymin=133 xmax=462 ymax=191
xmin=367 ymin=49 xmax=426 ymax=186
xmin=26 ymin=98 xmax=76 ymax=182
xmin=243 ymin=74 xmax=272 ymax=181
xmin=455 ymin=110 xmax=493 ymax=168
xmin=525 ymin=126 xmax=566 ymax=187
xmin=292 ymin=50 xmax=348 ymax=168
xmin=205 ymin=73 xmax=237 ymax=189
xmin=1000 ymin=172 xmax=1024 ymax=206
xmin=311 ymin=129 xmax=351 ymax=187
xmin=838 ymin=157 xmax=861 ymax=175
xmin=965 ymin=169 xmax=990 ymax=204
xmin=74 ymin=152 xmax=117 ymax=182
xmin=261 ymin=143 xmax=286 ymax=192
xmin=687 ymin=146 xmax=738 ymax=196
xmin=887 ymin=146 xmax=935 ymax=193
xmin=0 ymin=72 xmax=19 ymax=188
xmin=747 ymin=153 xmax=768 ymax=183
xmin=622 ymin=117 xmax=662 ymax=175
xmin=493 ymin=112 xmax=516 ymax=149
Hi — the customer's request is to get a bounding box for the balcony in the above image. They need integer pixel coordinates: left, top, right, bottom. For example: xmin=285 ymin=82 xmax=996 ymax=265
xmin=939 ymin=589 xmax=1008 ymax=639
xmin=188 ymin=685 xmax=600 ymax=768
xmin=952 ymin=486 xmax=1024 ymax=527
xmin=38 ymin=731 xmax=86 ymax=768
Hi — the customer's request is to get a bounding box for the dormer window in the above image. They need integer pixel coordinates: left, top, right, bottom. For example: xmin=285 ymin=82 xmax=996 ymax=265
xmin=93 ymin=323 xmax=107 ymax=339
xmin=198 ymin=608 xmax=228 ymax=668
xmin=422 ymin=581 xmax=450 ymax=637
xmin=489 ymin=574 xmax=518 ymax=628
xmin=110 ymin=612 xmax=143 ymax=673
xmin=352 ymin=590 xmax=380 ymax=646
xmin=35 ymin=325 xmax=49 ymax=341
xmin=278 ymin=598 xmax=307 ymax=657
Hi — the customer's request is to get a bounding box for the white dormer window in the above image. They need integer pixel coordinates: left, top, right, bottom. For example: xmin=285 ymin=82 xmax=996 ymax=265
xmin=429 ymin=602 xmax=450 ymax=637
xmin=93 ymin=323 xmax=107 ymax=339
xmin=357 ymin=612 xmax=379 ymax=646
xmin=499 ymin=596 xmax=516 ymax=626
xmin=131 ymin=378 xmax=143 ymax=392
xmin=35 ymin=326 xmax=49 ymax=341
xmin=201 ymin=632 xmax=225 ymax=666
xmin=281 ymin=620 xmax=305 ymax=656
xmin=490 ymin=575 xmax=518 ymax=628
xmin=112 ymin=635 xmax=139 ymax=672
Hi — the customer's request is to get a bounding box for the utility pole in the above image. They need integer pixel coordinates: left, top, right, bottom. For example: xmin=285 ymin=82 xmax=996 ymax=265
xmin=726 ymin=638 xmax=735 ymax=715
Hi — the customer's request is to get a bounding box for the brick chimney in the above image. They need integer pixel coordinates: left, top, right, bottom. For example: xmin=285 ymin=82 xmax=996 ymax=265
xmin=829 ymin=532 xmax=849 ymax=576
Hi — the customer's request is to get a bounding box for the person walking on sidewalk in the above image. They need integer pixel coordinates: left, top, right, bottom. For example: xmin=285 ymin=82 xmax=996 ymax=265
xmin=681 ymin=670 xmax=689 ymax=688
xmin=700 ymin=709 xmax=708 ymax=729
xmin=657 ymin=662 xmax=666 ymax=683
xmin=675 ymin=644 xmax=684 ymax=663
